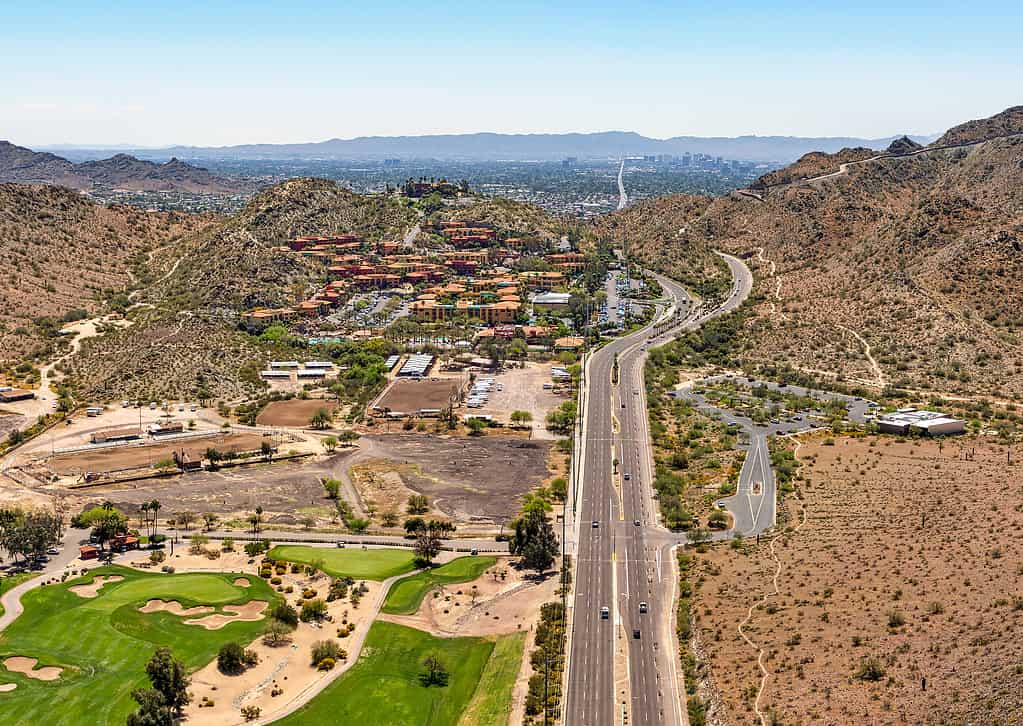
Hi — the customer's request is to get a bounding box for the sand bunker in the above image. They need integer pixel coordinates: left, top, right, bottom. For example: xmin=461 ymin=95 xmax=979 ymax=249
xmin=3 ymin=657 xmax=62 ymax=682
xmin=0 ymin=683 xmax=16 ymax=693
xmin=68 ymin=575 xmax=124 ymax=598
xmin=139 ymin=599 xmax=215 ymax=617
xmin=233 ymin=577 xmax=251 ymax=587
xmin=185 ymin=601 xmax=268 ymax=630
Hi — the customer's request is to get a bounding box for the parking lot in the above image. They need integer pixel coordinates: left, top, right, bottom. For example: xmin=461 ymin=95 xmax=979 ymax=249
xmin=676 ymin=374 xmax=876 ymax=435
xmin=469 ymin=363 xmax=567 ymax=437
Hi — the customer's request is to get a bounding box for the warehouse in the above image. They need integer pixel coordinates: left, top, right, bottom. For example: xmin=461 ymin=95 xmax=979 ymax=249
xmin=876 ymin=408 xmax=965 ymax=436
xmin=0 ymin=389 xmax=35 ymax=403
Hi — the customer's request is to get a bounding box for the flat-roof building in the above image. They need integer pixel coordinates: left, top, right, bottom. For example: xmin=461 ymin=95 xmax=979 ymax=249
xmin=875 ymin=408 xmax=965 ymax=436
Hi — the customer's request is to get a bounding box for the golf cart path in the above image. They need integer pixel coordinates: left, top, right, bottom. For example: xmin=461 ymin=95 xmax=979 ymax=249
xmin=0 ymin=527 xmax=93 ymax=631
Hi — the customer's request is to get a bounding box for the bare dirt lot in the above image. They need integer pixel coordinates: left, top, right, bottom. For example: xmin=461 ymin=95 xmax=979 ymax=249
xmin=76 ymin=454 xmax=338 ymax=524
xmin=0 ymin=412 xmax=26 ymax=438
xmin=373 ymin=377 xmax=464 ymax=415
xmin=73 ymin=433 xmax=551 ymax=530
xmin=256 ymin=399 xmax=339 ymax=427
xmin=354 ymin=434 xmax=552 ymax=525
xmin=47 ymin=432 xmax=274 ymax=475
xmin=690 ymin=434 xmax=1023 ymax=725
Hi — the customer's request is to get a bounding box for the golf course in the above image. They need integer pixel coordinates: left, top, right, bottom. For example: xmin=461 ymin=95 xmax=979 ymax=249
xmin=274 ymin=620 xmax=522 ymax=726
xmin=382 ymin=555 xmax=497 ymax=615
xmin=0 ymin=566 xmax=278 ymax=725
xmin=268 ymin=544 xmax=419 ymax=580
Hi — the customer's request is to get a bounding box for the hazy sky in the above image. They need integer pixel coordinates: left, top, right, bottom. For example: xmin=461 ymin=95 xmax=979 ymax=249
xmin=3 ymin=1 xmax=1020 ymax=146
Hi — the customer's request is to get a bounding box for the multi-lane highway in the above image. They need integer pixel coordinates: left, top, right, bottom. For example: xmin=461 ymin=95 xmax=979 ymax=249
xmin=565 ymin=254 xmax=752 ymax=726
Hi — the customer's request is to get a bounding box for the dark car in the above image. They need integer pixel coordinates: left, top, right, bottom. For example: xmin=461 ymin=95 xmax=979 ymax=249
xmin=632 ymin=629 xmax=641 ymax=639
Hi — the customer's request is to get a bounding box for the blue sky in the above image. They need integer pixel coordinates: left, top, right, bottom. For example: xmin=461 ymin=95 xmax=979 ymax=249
xmin=2 ymin=1 xmax=1020 ymax=146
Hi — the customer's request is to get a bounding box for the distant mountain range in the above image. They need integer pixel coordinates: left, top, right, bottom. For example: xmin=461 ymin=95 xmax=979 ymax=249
xmin=37 ymin=131 xmax=938 ymax=164
xmin=0 ymin=141 xmax=253 ymax=193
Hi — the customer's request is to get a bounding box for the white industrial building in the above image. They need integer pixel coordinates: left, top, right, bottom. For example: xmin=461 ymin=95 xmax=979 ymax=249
xmin=876 ymin=408 xmax=965 ymax=436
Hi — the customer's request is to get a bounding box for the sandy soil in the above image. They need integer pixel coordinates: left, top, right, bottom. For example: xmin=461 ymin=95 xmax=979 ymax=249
xmin=234 ymin=578 xmax=250 ymax=587
xmin=183 ymin=568 xmax=382 ymax=726
xmin=185 ymin=601 xmax=268 ymax=630
xmin=3 ymin=656 xmax=62 ymax=681
xmin=139 ymin=599 xmax=214 ymax=617
xmin=691 ymin=434 xmax=1023 ymax=725
xmin=256 ymin=399 xmax=338 ymax=428
xmin=0 ymin=683 xmax=16 ymax=692
xmin=380 ymin=558 xmax=558 ymax=637
xmin=68 ymin=574 xmax=124 ymax=598
xmin=47 ymin=432 xmax=273 ymax=476
xmin=374 ymin=377 xmax=464 ymax=415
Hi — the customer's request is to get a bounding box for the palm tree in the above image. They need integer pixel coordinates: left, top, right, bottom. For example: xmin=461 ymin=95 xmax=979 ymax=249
xmin=150 ymin=500 xmax=161 ymax=541
xmin=140 ymin=501 xmax=150 ymax=532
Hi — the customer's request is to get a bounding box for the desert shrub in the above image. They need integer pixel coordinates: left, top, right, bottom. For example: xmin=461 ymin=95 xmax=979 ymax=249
xmin=854 ymin=657 xmax=886 ymax=681
xmin=310 ymin=640 xmax=345 ymax=669
xmin=300 ymin=598 xmax=328 ymax=622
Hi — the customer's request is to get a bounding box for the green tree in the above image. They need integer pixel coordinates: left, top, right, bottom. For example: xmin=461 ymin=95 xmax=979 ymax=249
xmin=310 ymin=407 xmax=333 ymax=430
xmin=202 ymin=512 xmax=219 ymax=532
xmin=321 ymin=435 xmax=339 ymax=453
xmin=144 ymin=647 xmax=190 ymax=716
xmin=510 ymin=410 xmax=533 ymax=426
xmin=466 ymin=417 xmax=487 ymax=436
xmin=510 ymin=505 xmax=559 ymax=575
xmin=127 ymin=688 xmax=172 ymax=726
xmin=420 ymin=654 xmax=449 ymax=687
xmin=322 ymin=477 xmax=341 ymax=500
xmin=410 ymin=519 xmax=455 ymax=565
xmin=217 ymin=642 xmax=246 ymax=674
xmin=406 ymin=494 xmax=429 ymax=515
xmin=338 ymin=429 xmax=361 ymax=445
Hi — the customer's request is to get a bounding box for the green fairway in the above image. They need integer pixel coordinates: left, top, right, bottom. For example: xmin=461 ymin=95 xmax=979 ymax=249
xmin=268 ymin=544 xmax=418 ymax=580
xmin=382 ymin=556 xmax=497 ymax=615
xmin=275 ymin=620 xmax=495 ymax=726
xmin=458 ymin=632 xmax=527 ymax=726
xmin=0 ymin=572 xmax=36 ymax=618
xmin=0 ymin=566 xmax=277 ymax=725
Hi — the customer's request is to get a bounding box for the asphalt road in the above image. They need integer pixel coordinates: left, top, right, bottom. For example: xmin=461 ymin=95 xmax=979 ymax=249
xmin=565 ymin=254 xmax=752 ymax=726
xmin=675 ymin=374 xmax=873 ymax=539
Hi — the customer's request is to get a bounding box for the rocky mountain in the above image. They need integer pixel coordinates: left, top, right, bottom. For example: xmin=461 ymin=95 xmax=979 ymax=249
xmin=70 ymin=178 xmax=419 ymax=400
xmin=155 ymin=177 xmax=417 ymax=311
xmin=0 ymin=141 xmax=252 ymax=194
xmin=886 ymin=135 xmax=923 ymax=154
xmin=430 ymin=196 xmax=568 ymax=244
xmin=0 ymin=183 xmax=215 ymax=364
xmin=932 ymin=105 xmax=1023 ymax=147
xmin=60 ymin=132 xmax=936 ymax=164
xmin=751 ymin=147 xmax=878 ymax=188
xmin=622 ymin=106 xmax=1023 ymax=398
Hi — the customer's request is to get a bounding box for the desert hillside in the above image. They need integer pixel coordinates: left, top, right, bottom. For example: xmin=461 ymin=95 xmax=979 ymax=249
xmin=588 ymin=194 xmax=730 ymax=297
xmin=430 ymin=196 xmax=568 ymax=243
xmin=0 ymin=141 xmax=252 ymax=194
xmin=155 ymin=177 xmax=418 ymax=312
xmin=628 ymin=106 xmax=1023 ymax=398
xmin=0 ymin=183 xmax=215 ymax=363
xmin=70 ymin=178 xmax=420 ymax=400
